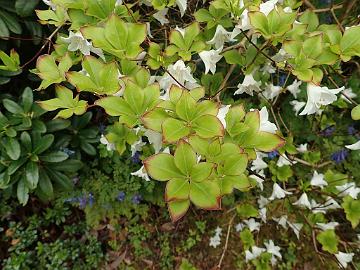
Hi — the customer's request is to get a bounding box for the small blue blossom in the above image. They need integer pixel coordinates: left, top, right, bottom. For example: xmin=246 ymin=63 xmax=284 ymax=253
xmin=131 ymin=151 xmax=141 ymax=164
xmin=278 ymin=73 xmax=287 ymax=86
xmin=64 ymin=197 xmax=78 ymax=203
xmin=117 ymin=191 xmax=126 ymax=202
xmin=320 ymin=126 xmax=335 ymax=137
xmin=331 ymin=149 xmax=349 ymax=164
xmin=88 ymin=193 xmax=95 ymax=207
xmin=131 ymin=194 xmax=142 ymax=204
xmin=98 ymin=123 xmax=106 ymax=134
xmin=348 ymin=125 xmax=357 ymax=136
xmin=268 ymin=150 xmax=279 ymax=159
xmin=78 ymin=196 xmax=87 ymax=209
xmin=61 ymin=147 xmax=75 ymax=156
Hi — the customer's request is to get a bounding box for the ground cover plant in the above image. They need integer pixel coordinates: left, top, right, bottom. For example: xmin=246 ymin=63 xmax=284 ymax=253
xmin=0 ymin=0 xmax=360 ymax=269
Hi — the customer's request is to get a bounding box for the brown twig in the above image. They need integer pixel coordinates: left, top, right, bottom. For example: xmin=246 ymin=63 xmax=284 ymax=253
xmin=217 ymin=214 xmax=236 ymax=269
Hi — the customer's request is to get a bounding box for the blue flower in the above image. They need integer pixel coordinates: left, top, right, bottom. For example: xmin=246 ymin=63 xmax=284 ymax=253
xmin=98 ymin=123 xmax=106 ymax=134
xmin=331 ymin=149 xmax=348 ymax=164
xmin=320 ymin=126 xmax=335 ymax=137
xmin=131 ymin=194 xmax=142 ymax=204
xmin=88 ymin=193 xmax=95 ymax=207
xmin=348 ymin=125 xmax=357 ymax=136
xmin=131 ymin=152 xmax=141 ymax=164
xmin=117 ymin=191 xmax=126 ymax=202
xmin=278 ymin=73 xmax=287 ymax=86
xmin=61 ymin=147 xmax=75 ymax=156
xmin=268 ymin=150 xmax=279 ymax=159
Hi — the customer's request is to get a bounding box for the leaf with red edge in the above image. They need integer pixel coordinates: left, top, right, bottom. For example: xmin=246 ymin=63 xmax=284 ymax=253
xmin=189 ymin=180 xmax=221 ymax=209
xmin=168 ymin=199 xmax=190 ymax=222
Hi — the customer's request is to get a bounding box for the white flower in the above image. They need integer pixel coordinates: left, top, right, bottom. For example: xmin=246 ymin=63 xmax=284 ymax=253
xmin=244 ymin=218 xmax=261 ymax=232
xmin=245 ymin=246 xmax=266 ymax=262
xmin=209 ymin=227 xmax=222 ymax=248
xmin=310 ymin=171 xmax=328 ymax=188
xmin=311 ymin=197 xmax=341 ymax=214
xmin=234 ymin=74 xmax=261 ymax=96
xmin=217 ymin=105 xmax=231 ymax=129
xmin=61 ymin=31 xmax=105 ymax=59
xmin=231 ymin=0 xmax=251 ymax=37
xmin=258 ymin=195 xmax=269 ymax=208
xmin=259 ymin=0 xmax=278 ymax=16
xmin=199 ymin=48 xmax=223 ymax=74
xmin=175 ymin=26 xmax=185 ymax=37
xmin=130 ymin=138 xmax=146 ymax=156
xmin=251 ymin=152 xmax=268 ymax=172
xmin=336 ymin=182 xmax=360 ymax=199
xmin=131 ymin=166 xmax=150 ymax=181
xmin=269 ymin=183 xmax=292 ymax=200
xmin=249 ymin=170 xmax=265 ymax=191
xmin=315 ymin=222 xmax=339 ymax=231
xmin=262 ymin=83 xmax=281 ymax=101
xmin=335 ymin=252 xmax=354 ymax=268
xmin=300 ymin=83 xmax=344 ymax=115
xmin=259 ymin=107 xmax=277 ymax=134
xmin=153 ymin=8 xmax=169 ymax=25
xmin=290 ymin=100 xmax=306 ymax=115
xmin=43 ymin=0 xmax=56 ymax=10
xmin=288 ymin=222 xmax=303 ymax=239
xmin=276 ymin=154 xmax=294 ymax=167
xmin=144 ymin=130 xmax=162 ymax=153
xmin=115 ymin=0 xmax=122 ymax=6
xmin=260 ymin=62 xmax=276 ymax=74
xmin=175 ymin=0 xmax=187 ymax=17
xmin=207 ymin=25 xmax=235 ymax=49
xmin=159 ymin=60 xmax=197 ymax=92
xmin=264 ymin=240 xmax=282 ymax=259
xmin=341 ymin=88 xmax=357 ymax=103
xmin=272 ymin=49 xmax=290 ymax=62
xmin=259 ymin=207 xmax=267 ymax=223
xmin=292 ymin=193 xmax=311 ymax=209
xmin=235 ymin=223 xmax=245 ymax=232
xmin=287 ymin=80 xmax=302 ymax=98
xmin=296 ymin=143 xmax=308 ymax=153
xmin=273 ymin=215 xmax=288 ymax=229
xmin=346 ymin=140 xmax=360 ymax=150
xmin=100 ymin=135 xmax=115 ymax=151
xmin=146 ymin=22 xmax=153 ymax=38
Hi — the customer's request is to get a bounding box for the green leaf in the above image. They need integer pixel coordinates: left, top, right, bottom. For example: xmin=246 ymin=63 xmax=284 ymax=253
xmin=223 ymin=49 xmax=244 ymax=65
xmin=223 ymin=154 xmax=247 ymax=175
xmin=15 ymin=0 xmax=39 ymax=17
xmin=340 ymin=26 xmax=360 ymax=59
xmin=190 ymin=162 xmax=214 ymax=182
xmin=81 ymin=14 xmax=146 ymax=59
xmin=192 ymin=115 xmax=224 ymax=138
xmin=95 ymin=96 xmax=133 ymax=116
xmin=4 ymin=137 xmax=21 ymax=160
xmin=236 ymin=203 xmax=258 ymax=218
xmin=240 ymin=228 xmax=255 ymax=250
xmin=40 ymin=151 xmax=68 ymax=162
xmin=33 ymin=134 xmax=54 ymax=154
xmin=46 ymin=169 xmax=73 ymax=190
xmin=221 ymin=174 xmax=250 ymax=194
xmin=162 ymin=118 xmax=191 ymax=143
xmin=67 ymin=56 xmax=120 ymax=95
xmin=48 ymin=159 xmax=83 ymax=172
xmin=38 ymin=170 xmax=53 ymax=199
xmin=144 ymin=153 xmax=184 ymax=181
xmin=316 ymin=230 xmax=339 ymax=254
xmin=38 ymin=85 xmax=88 ymax=118
xmin=142 ymin=108 xmax=168 ymax=132
xmin=0 ymin=17 xmax=9 ymax=39
xmin=17 ymin=180 xmax=29 ymax=205
xmin=165 ymin=178 xmax=190 ymax=201
xmin=0 ymin=10 xmax=22 ymax=34
xmin=189 ymin=180 xmax=221 ymax=209
xmin=25 ymin=161 xmax=39 ymax=189
xmin=174 ymin=140 xmax=197 ymax=175
xmin=3 ymin=98 xmax=24 ymax=114
xmin=303 ymin=34 xmax=323 ymax=59
xmin=342 ymin=196 xmax=360 ymax=228
xmin=168 ymin=199 xmax=190 ymax=222
xmin=35 ymin=54 xmax=70 ymax=89
xmin=351 ymin=105 xmax=360 ymax=120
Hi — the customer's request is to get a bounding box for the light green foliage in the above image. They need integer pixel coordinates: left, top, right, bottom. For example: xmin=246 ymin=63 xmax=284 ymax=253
xmin=316 ymin=230 xmax=339 ymax=254
xmin=342 ymin=196 xmax=360 ymax=228
xmin=165 ymin=22 xmax=206 ymax=61
xmin=38 ymin=86 xmax=87 ymax=118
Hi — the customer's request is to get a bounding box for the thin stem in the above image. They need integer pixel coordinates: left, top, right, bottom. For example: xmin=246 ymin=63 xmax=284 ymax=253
xmin=217 ymin=214 xmax=236 ymax=269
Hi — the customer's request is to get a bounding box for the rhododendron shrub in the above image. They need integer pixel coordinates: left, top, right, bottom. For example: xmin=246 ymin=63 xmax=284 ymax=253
xmin=30 ymin=0 xmax=360 ymax=268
